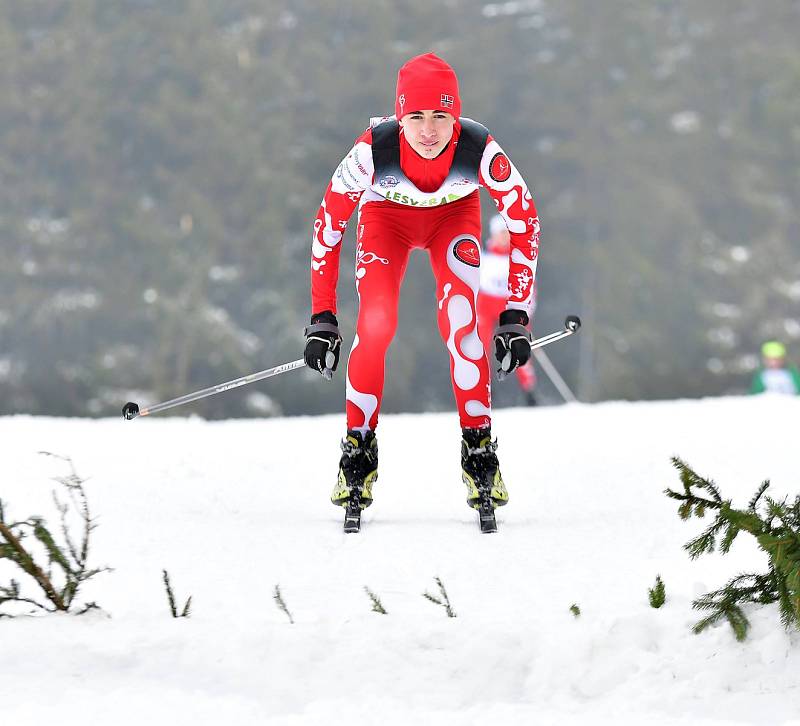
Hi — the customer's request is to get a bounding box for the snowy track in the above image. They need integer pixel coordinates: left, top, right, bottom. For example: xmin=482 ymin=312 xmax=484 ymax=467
xmin=2 ymin=396 xmax=798 ymax=725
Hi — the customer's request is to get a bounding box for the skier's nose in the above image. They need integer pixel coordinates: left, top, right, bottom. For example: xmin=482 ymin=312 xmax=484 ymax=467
xmin=420 ymin=120 xmax=437 ymax=139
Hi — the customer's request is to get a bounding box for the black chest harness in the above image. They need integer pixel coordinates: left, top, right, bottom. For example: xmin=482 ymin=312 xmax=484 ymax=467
xmin=371 ymin=117 xmax=490 ymax=190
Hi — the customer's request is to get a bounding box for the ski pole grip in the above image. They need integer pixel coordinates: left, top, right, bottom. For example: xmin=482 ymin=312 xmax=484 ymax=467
xmin=323 ymin=350 xmax=336 ymax=380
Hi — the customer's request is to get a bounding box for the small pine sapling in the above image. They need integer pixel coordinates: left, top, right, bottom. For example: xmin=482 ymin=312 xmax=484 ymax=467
xmin=162 ymin=570 xmax=192 ymax=618
xmin=0 ymin=453 xmax=110 ymax=615
xmin=273 ymin=584 xmax=294 ymax=624
xmin=649 ymin=575 xmax=666 ymax=609
xmin=423 ymin=576 xmax=456 ymax=618
xmin=364 ymin=586 xmax=387 ymax=614
xmin=666 ymin=457 xmax=800 ymax=641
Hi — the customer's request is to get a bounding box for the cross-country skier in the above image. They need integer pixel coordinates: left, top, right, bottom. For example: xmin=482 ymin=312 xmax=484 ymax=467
xmin=478 ymin=214 xmax=538 ymax=406
xmin=303 ymin=53 xmax=540 ymax=528
xmin=750 ymin=341 xmax=800 ymax=395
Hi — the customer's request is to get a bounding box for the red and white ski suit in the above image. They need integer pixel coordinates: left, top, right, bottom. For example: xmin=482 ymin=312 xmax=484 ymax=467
xmin=310 ymin=117 xmax=540 ymax=431
xmin=478 ymin=245 xmax=537 ymax=394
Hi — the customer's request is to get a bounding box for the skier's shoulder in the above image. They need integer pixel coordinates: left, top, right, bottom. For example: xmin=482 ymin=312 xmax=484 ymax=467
xmin=474 ymin=125 xmax=530 ymax=192
xmin=331 ymin=125 xmax=377 ymax=192
xmin=369 ymin=114 xmax=396 ymax=130
xmin=342 ymin=115 xmax=397 ymax=148
xmin=346 ymin=115 xmax=398 ymax=150
xmin=458 ymin=117 xmax=491 ymax=147
xmin=460 ymin=120 xmax=520 ymax=181
xmin=353 ymin=126 xmax=373 ymax=146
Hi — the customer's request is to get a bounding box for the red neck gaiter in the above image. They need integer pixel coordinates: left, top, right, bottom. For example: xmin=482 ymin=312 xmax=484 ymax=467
xmin=399 ymin=122 xmax=462 ymax=193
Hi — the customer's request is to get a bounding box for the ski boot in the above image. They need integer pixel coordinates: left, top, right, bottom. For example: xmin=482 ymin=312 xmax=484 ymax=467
xmin=461 ymin=427 xmax=508 ymax=533
xmin=331 ymin=430 xmax=378 ymax=533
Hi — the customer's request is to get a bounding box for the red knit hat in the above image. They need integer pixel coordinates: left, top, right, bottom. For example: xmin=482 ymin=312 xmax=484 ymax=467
xmin=395 ymin=53 xmax=461 ymax=120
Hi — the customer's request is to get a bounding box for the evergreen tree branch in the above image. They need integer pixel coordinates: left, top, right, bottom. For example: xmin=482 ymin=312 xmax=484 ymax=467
xmin=670 ymin=457 xmax=723 ymax=504
xmin=665 ymin=487 xmax=723 ymax=513
xmin=273 ymin=585 xmax=294 ymax=624
xmin=0 ymin=521 xmax=66 ymax=611
xmin=748 ymin=481 xmax=770 ymax=511
xmin=692 ymin=609 xmax=726 ymax=635
xmin=1 ymin=455 xmax=110 ymax=615
xmin=423 ymin=576 xmax=456 ymax=618
xmin=684 ymin=516 xmax=726 ymax=559
xmin=364 ymin=586 xmax=387 ymax=614
xmin=31 ymin=518 xmax=74 ymax=577
xmin=163 ymin=569 xmax=178 ymax=617
xmin=719 ymin=520 xmax=741 ymax=555
xmin=42 ymin=452 xmax=95 ymax=570
xmin=162 ymin=569 xmax=191 ymax=618
xmin=54 ymin=488 xmax=82 ymax=567
xmin=670 ymin=458 xmax=800 ymax=639
xmin=648 ymin=575 xmax=666 ymax=608
xmin=0 ymin=580 xmax=48 ymax=612
xmin=422 ymin=593 xmax=443 ymax=606
xmin=724 ymin=605 xmax=750 ymax=642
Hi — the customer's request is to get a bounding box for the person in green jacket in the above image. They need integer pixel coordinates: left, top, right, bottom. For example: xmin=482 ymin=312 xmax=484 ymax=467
xmin=750 ymin=341 xmax=800 ymax=395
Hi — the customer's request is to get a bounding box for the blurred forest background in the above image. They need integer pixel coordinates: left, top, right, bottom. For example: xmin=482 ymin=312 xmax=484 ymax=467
xmin=1 ymin=0 xmax=798 ymax=418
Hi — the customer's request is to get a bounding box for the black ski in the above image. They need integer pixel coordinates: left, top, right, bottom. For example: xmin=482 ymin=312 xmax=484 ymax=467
xmin=343 ymin=501 xmax=362 ymax=533
xmin=343 ymin=485 xmax=364 ymax=533
xmin=477 ymin=497 xmax=497 ymax=534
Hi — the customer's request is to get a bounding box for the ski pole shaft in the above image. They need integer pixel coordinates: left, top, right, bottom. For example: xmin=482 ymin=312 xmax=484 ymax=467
xmin=533 ymin=348 xmax=578 ymax=403
xmin=497 ymin=315 xmax=581 ymax=381
xmin=122 ymin=358 xmax=306 ymax=420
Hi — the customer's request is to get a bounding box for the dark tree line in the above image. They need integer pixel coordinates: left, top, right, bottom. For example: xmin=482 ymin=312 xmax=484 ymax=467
xmin=1 ymin=0 xmax=798 ymax=417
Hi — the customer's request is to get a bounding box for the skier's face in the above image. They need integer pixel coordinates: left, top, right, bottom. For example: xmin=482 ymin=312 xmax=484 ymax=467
xmin=399 ymin=110 xmax=456 ymax=158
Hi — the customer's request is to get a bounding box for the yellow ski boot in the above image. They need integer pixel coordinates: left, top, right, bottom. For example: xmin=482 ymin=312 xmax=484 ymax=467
xmin=461 ymin=427 xmax=507 ymax=532
xmin=332 ymin=430 xmax=378 ymax=532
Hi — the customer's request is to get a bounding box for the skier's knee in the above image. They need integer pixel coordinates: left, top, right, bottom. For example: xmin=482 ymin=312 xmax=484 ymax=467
xmin=357 ymin=304 xmax=398 ymax=348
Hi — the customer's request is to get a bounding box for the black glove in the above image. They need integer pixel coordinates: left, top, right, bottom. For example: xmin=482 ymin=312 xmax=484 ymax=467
xmin=304 ymin=310 xmax=342 ymax=380
xmin=494 ymin=309 xmax=532 ymax=377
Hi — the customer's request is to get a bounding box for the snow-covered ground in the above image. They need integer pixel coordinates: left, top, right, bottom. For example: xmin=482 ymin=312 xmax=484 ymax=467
xmin=2 ymin=396 xmax=799 ymax=725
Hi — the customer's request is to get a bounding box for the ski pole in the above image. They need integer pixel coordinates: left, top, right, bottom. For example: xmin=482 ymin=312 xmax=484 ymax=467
xmin=533 ymin=348 xmax=578 ymax=403
xmin=122 ymin=358 xmax=306 ymax=420
xmin=497 ymin=315 xmax=581 ymax=381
